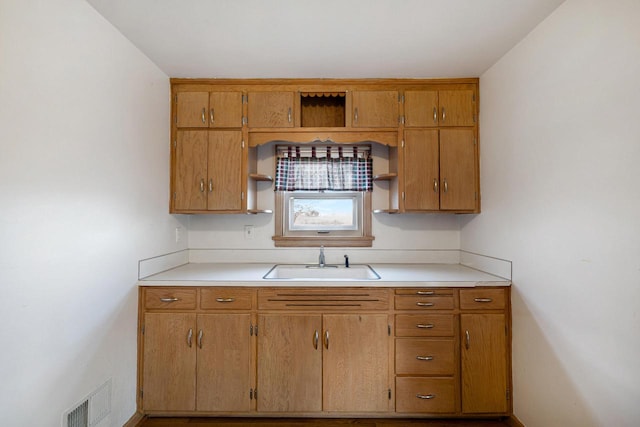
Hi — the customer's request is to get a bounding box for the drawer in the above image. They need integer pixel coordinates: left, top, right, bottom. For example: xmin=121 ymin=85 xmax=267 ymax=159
xmin=395 ymin=314 xmax=454 ymax=337
xmin=396 ymin=339 xmax=455 ymax=375
xmin=259 ymin=288 xmax=389 ymax=310
xmin=144 ymin=288 xmax=197 ymax=310
xmin=201 ymin=288 xmax=254 ymax=310
xmin=396 ymin=377 xmax=456 ymax=413
xmin=395 ymin=296 xmax=454 ymax=311
xmin=459 ymin=288 xmax=506 ymax=310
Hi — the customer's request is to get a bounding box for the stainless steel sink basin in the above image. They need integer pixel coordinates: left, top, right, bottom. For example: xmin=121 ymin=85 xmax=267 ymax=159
xmin=263 ymin=264 xmax=380 ymax=280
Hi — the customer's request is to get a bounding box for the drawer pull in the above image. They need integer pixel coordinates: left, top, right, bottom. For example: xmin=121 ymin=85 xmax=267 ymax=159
xmin=416 ymin=324 xmax=435 ymax=329
xmin=159 ymin=297 xmax=179 ymax=303
xmin=416 ymin=393 xmax=435 ymax=400
xmin=198 ymin=329 xmax=203 ymax=349
xmin=314 ymin=330 xmax=319 ymax=350
xmin=416 ymin=302 xmax=434 ymax=307
xmin=474 ymin=298 xmax=493 ymax=303
xmin=416 ymin=291 xmax=434 ymax=295
xmin=216 ymin=298 xmax=235 ymax=303
xmin=187 ymin=328 xmax=193 ymax=348
xmin=465 ymin=330 xmax=470 ymax=349
xmin=416 ymin=355 xmax=434 ymax=361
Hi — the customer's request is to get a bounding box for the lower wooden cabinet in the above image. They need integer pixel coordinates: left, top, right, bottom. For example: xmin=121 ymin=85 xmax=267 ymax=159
xmin=138 ymin=285 xmax=510 ymax=418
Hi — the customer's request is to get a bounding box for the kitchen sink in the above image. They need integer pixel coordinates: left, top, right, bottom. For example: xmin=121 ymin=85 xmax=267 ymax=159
xmin=263 ymin=264 xmax=381 ymax=280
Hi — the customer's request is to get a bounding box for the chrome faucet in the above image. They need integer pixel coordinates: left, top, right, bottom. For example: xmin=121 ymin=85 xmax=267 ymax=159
xmin=318 ymin=245 xmax=325 ymax=268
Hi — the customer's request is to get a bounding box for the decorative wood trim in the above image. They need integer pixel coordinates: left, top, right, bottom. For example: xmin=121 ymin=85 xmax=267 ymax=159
xmin=506 ymin=414 xmax=526 ymax=427
xmin=122 ymin=411 xmax=146 ymax=427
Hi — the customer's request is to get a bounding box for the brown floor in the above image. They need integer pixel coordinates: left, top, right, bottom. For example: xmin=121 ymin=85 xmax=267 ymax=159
xmin=139 ymin=417 xmax=512 ymax=427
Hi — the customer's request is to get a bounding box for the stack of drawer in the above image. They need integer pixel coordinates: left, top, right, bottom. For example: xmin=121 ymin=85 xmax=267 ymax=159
xmin=394 ymin=289 xmax=456 ymax=413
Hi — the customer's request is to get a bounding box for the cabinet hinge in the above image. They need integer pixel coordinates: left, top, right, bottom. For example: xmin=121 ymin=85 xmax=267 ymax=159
xmin=173 ymin=192 xmax=177 ymax=200
xmin=173 ymin=140 xmax=177 ymax=148
xmin=242 ymin=116 xmax=247 ymax=125
xmin=401 ymin=139 xmax=405 ymax=148
xmin=506 ymin=388 xmax=510 ymax=400
xmin=141 ymin=325 xmax=145 ymax=335
xmin=241 ymin=191 xmax=245 ymax=201
xmin=242 ymin=94 xmax=248 ymax=104
xmin=255 ymin=325 xmax=258 ymax=336
xmin=242 ymin=140 xmax=245 ymax=149
xmin=399 ymin=116 xmax=405 ymax=125
xmin=399 ymin=94 xmax=404 ymax=103
xmin=250 ymin=388 xmax=253 ymax=400
xmin=402 ymin=192 xmax=405 ymax=201
xmin=472 ymin=93 xmax=476 ymax=102
xmin=250 ymin=324 xmax=253 ymax=336
xmin=388 ymin=389 xmax=392 ymax=400
xmin=388 ymin=324 xmax=391 ymax=336
xmin=140 ymin=389 xmax=143 ymax=398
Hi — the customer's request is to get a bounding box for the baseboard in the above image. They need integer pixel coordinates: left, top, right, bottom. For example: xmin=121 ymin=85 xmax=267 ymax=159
xmin=505 ymin=414 xmax=525 ymax=427
xmin=122 ymin=411 xmax=146 ymax=427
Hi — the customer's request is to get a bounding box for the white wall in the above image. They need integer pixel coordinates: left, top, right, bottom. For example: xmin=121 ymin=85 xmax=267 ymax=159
xmin=460 ymin=1 xmax=640 ymax=426
xmin=0 ymin=0 xmax=186 ymax=425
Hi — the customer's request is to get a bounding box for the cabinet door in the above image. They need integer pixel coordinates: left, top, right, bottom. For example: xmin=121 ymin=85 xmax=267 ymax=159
xmin=352 ymin=91 xmax=398 ymax=128
xmin=196 ymin=314 xmax=252 ymax=412
xmin=323 ymin=314 xmax=390 ymax=412
xmin=176 ymin=92 xmax=209 ymax=128
xmin=209 ymin=92 xmax=243 ymax=128
xmin=247 ymin=92 xmax=294 ymax=128
xmin=174 ymin=130 xmax=208 ymax=211
xmin=403 ymin=129 xmax=439 ymax=211
xmin=257 ymin=314 xmax=322 ymax=412
xmin=404 ymin=90 xmax=438 ymax=128
xmin=142 ymin=313 xmax=196 ymax=411
xmin=461 ymin=313 xmax=508 ymax=413
xmin=438 ymin=90 xmax=475 ymax=127
xmin=207 ymin=131 xmax=242 ymax=211
xmin=439 ymin=129 xmax=476 ymax=211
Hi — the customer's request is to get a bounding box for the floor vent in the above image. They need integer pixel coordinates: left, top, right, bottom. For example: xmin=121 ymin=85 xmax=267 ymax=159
xmin=64 ymin=379 xmax=111 ymax=427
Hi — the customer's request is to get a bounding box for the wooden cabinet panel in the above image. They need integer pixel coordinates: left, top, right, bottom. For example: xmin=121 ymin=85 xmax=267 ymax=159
xmin=461 ymin=313 xmax=508 ymax=414
xmin=209 ymin=92 xmax=243 ymax=128
xmin=196 ymin=314 xmax=252 ymax=411
xmin=395 ymin=314 xmax=454 ymax=337
xmin=142 ymin=313 xmax=196 ymax=411
xmin=176 ymin=92 xmax=209 ymax=128
xmin=404 ymin=90 xmax=438 ymax=127
xmin=323 ymin=314 xmax=390 ymax=412
xmin=201 ymin=287 xmax=254 ymax=310
xmin=396 ymin=377 xmax=456 ymax=413
xmin=439 ymin=90 xmax=475 ymax=127
xmin=352 ymin=91 xmax=398 ymax=127
xmin=144 ymin=288 xmax=197 ymax=310
xmin=174 ymin=130 xmax=208 ymax=211
xmin=459 ymin=288 xmax=506 ymax=310
xmin=257 ymin=314 xmax=323 ymax=412
xmin=396 ymin=339 xmax=454 ymax=375
xmin=440 ymin=129 xmax=476 ymax=211
xmin=248 ymin=92 xmax=294 ymax=128
xmin=207 ymin=131 xmax=242 ymax=210
xmin=404 ymin=129 xmax=439 ymax=210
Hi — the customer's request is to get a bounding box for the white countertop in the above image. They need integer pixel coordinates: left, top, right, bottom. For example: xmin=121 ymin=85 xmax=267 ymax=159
xmin=139 ymin=263 xmax=510 ymax=288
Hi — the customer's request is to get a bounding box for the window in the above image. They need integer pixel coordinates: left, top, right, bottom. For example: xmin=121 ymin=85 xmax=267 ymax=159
xmin=272 ymin=145 xmax=374 ymax=247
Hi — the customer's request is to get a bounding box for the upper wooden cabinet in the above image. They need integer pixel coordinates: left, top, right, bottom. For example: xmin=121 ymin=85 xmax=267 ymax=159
xmin=403 ymin=129 xmax=477 ymax=212
xmin=404 ymin=90 xmax=476 ymax=127
xmin=351 ymin=90 xmax=399 ymax=127
xmin=172 ymin=130 xmax=243 ymax=213
xmin=247 ymin=91 xmax=295 ymax=128
xmin=176 ymin=91 xmax=243 ymax=128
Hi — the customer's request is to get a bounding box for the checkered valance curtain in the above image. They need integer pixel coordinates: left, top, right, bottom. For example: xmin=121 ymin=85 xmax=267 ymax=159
xmin=274 ymin=146 xmax=373 ymax=192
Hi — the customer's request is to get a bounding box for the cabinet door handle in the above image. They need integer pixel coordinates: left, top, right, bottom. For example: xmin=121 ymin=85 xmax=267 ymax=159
xmin=465 ymin=330 xmax=470 ymax=350
xmin=187 ymin=328 xmax=193 ymax=348
xmin=216 ymin=298 xmax=235 ymax=303
xmin=416 ymin=290 xmax=434 ymax=296
xmin=416 ymin=302 xmax=434 ymax=307
xmin=433 ymin=178 xmax=438 ymax=193
xmin=159 ymin=297 xmax=179 ymax=303
xmin=416 ymin=394 xmax=435 ymax=400
xmin=443 ymin=179 xmax=448 ymax=193
xmin=441 ymin=107 xmax=446 ymax=122
xmin=324 ymin=330 xmax=330 ymax=350
xmin=287 ymin=107 xmax=292 ymax=123
xmin=433 ymin=107 xmax=438 ymax=124
xmin=208 ymin=179 xmax=213 ymax=193
xmin=201 ymin=107 xmax=206 ymax=124
xmin=199 ymin=179 xmax=205 ymax=192
xmin=198 ymin=329 xmax=203 ymax=349
xmin=314 ymin=330 xmax=319 ymax=350
xmin=209 ymin=108 xmax=214 ymax=124
xmin=416 ymin=356 xmax=434 ymax=361
xmin=416 ymin=324 xmax=435 ymax=329
xmin=354 ymin=107 xmax=359 ymax=124
xmin=474 ymin=298 xmax=493 ymax=303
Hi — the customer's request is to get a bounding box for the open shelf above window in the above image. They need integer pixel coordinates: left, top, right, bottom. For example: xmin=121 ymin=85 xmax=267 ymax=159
xmin=301 ymin=92 xmax=346 ymax=128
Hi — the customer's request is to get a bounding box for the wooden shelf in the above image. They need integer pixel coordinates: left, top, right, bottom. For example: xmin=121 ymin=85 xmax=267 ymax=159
xmin=249 ymin=173 xmax=273 ymax=182
xmin=372 ymin=173 xmax=397 ymax=181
